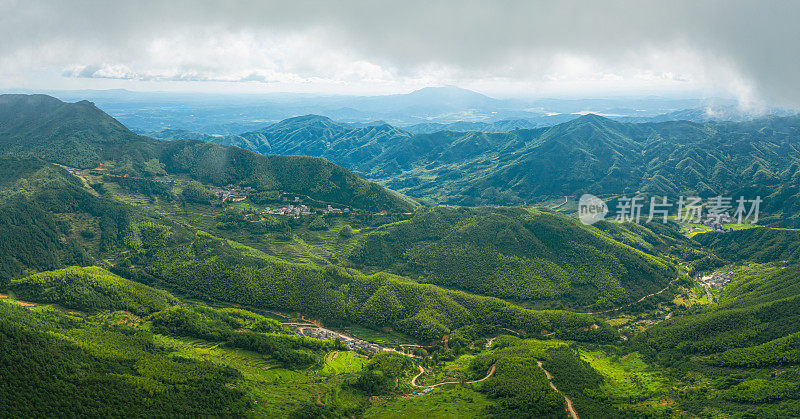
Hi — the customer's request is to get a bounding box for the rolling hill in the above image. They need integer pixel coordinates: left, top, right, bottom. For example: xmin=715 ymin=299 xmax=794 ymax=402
xmin=4 ymin=92 xmax=800 ymax=418
xmin=0 ymin=94 xmax=415 ymax=212
xmin=346 ymin=206 xmax=678 ymax=310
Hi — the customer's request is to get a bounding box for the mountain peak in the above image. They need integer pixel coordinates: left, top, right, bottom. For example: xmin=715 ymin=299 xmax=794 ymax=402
xmin=407 ymin=85 xmax=494 ymax=100
xmin=281 ymin=114 xmax=335 ymax=124
xmin=574 ymin=113 xmax=610 ymax=122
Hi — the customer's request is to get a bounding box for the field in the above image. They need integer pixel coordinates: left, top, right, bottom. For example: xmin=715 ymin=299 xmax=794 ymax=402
xmin=320 ymin=351 xmax=368 ymax=376
xmin=364 ymin=386 xmax=492 ymax=418
xmin=579 ymin=350 xmax=666 ymax=403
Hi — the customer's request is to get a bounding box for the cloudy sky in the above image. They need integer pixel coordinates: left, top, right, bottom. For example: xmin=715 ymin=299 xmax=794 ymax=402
xmin=1 ymin=0 xmax=798 ymax=106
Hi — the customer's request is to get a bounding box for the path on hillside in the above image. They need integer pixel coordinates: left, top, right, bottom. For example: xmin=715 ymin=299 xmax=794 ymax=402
xmin=56 ymin=164 xmax=100 ymax=196
xmin=578 ymin=275 xmax=680 ymax=315
xmin=551 ymin=196 xmax=569 ymax=210
xmin=537 ymin=361 xmax=579 ymax=419
xmin=410 ymin=364 xmax=495 ymax=388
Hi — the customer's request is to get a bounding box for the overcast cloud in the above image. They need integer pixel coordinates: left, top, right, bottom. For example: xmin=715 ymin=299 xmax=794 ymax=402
xmin=0 ymin=0 xmax=798 ymax=106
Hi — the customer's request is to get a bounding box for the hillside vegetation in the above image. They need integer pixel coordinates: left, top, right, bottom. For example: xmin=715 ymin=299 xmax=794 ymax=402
xmin=348 ymin=206 xmax=677 ymax=309
xmin=695 ymin=227 xmax=800 ymax=264
xmin=10 ymin=266 xmax=177 ymax=315
xmin=637 ymin=264 xmax=800 ymax=365
xmin=125 ymin=223 xmax=614 ymax=343
xmin=0 ymin=300 xmax=250 ymax=416
xmin=632 ymin=264 xmax=800 ymax=416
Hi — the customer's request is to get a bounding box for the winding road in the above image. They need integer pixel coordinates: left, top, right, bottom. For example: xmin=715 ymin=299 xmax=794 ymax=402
xmin=537 ymin=361 xmax=579 ymax=419
xmin=410 ymin=364 xmax=496 ymax=388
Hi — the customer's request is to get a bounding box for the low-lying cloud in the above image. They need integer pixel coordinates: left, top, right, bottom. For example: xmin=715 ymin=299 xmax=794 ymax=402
xmin=1 ymin=0 xmax=798 ymax=106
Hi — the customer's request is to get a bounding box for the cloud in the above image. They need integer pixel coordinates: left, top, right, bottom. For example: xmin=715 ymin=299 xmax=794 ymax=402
xmin=1 ymin=0 xmax=798 ymax=105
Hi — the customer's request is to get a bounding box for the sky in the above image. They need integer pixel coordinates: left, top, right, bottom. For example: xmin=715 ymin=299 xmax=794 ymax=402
xmin=1 ymin=0 xmax=798 ymax=107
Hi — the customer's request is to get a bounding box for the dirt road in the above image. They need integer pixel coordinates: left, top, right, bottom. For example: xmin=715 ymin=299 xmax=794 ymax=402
xmin=551 ymin=196 xmax=569 ymax=209
xmin=411 ymin=364 xmax=496 ymax=388
xmin=537 ymin=361 xmax=578 ymax=419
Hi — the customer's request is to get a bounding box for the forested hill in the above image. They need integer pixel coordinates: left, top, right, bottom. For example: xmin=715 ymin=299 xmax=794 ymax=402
xmin=0 ymin=94 xmax=144 ymax=168
xmin=216 ymin=114 xmax=415 ymax=166
xmin=190 ymin=112 xmax=800 ymax=220
xmin=0 ymin=94 xmax=414 ymax=212
xmin=347 ymin=206 xmax=678 ymax=310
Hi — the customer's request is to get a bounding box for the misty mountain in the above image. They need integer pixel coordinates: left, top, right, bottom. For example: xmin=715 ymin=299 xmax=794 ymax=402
xmin=14 ymin=86 xmax=755 ymax=134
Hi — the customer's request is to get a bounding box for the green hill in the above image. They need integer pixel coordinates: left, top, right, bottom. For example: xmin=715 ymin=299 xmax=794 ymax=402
xmin=347 ymin=206 xmax=678 ymax=310
xmin=0 ymin=299 xmax=250 ymax=416
xmin=0 ymin=155 xmax=131 ymax=283
xmin=127 ymin=223 xmax=613 ymax=343
xmin=9 ymin=266 xmax=178 ymax=315
xmin=633 ymin=264 xmax=800 ymax=416
xmin=695 ymin=227 xmax=800 ymax=264
xmin=0 ymin=94 xmax=145 ymax=168
xmin=0 ymin=94 xmax=415 ymax=212
xmin=637 ymin=264 xmax=800 ymax=365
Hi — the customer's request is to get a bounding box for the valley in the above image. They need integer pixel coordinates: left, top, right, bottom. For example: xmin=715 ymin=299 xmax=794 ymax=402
xmin=5 ymin=1 xmax=800 ymax=417
xmin=1 ymin=94 xmax=799 ymax=418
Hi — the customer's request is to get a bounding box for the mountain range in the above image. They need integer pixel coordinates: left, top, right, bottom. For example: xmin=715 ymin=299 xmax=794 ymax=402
xmin=149 ymin=111 xmax=800 ymax=226
xmin=3 ymin=92 xmax=800 ymax=417
xmin=15 ymin=86 xmax=781 ymax=135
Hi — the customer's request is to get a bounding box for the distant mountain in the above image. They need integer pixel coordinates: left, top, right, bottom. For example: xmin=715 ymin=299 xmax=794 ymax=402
xmin=223 ymin=115 xmax=414 ymax=167
xmin=383 ymin=114 xmax=800 ymax=212
xmin=195 ymin=112 xmax=800 ymax=225
xmin=33 ymin=87 xmax=796 ymax=135
xmin=366 ymin=85 xmax=502 ymax=112
xmin=144 ymin=128 xmax=224 ymax=143
xmin=617 ymin=105 xmax=799 ymax=124
xmin=402 ymin=115 xmax=579 ymax=134
xmin=0 ymin=94 xmax=414 ymax=212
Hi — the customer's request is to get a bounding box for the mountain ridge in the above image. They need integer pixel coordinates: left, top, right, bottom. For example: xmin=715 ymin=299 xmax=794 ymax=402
xmin=0 ymin=94 xmax=414 ymax=212
xmin=176 ymin=111 xmax=800 ymax=224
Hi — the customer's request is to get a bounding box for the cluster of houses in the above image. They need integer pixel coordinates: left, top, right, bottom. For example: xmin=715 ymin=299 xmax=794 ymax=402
xmin=208 ymin=185 xmax=253 ymax=202
xmin=261 ymin=203 xmax=352 ymax=218
xmin=297 ymin=327 xmax=383 ymax=354
xmin=206 ymin=184 xmax=356 ymax=216
xmin=262 ymin=204 xmax=313 ymax=217
xmin=324 ymin=204 xmax=350 ymax=214
xmin=699 ymin=271 xmax=734 ymax=291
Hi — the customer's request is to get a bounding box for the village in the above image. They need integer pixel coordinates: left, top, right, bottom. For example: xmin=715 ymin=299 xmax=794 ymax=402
xmin=698 ymin=270 xmax=734 ymax=291
xmin=208 ymin=185 xmax=252 ymax=202
xmin=261 ymin=204 xmax=350 ymax=217
xmin=295 ymin=326 xmax=384 ymax=354
xmin=207 ymin=185 xmax=353 ymax=216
